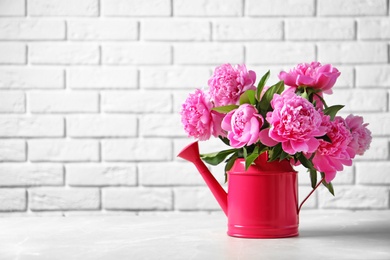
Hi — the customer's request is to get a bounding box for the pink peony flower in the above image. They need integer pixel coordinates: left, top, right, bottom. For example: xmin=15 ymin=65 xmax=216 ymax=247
xmin=208 ymin=64 xmax=256 ymax=106
xmin=312 ymin=116 xmax=355 ymax=183
xmin=279 ymin=62 xmax=340 ymax=94
xmin=180 ymin=89 xmax=216 ymax=141
xmin=345 ymin=114 xmax=372 ymax=156
xmin=260 ymin=90 xmax=327 ymax=154
xmin=221 ymin=104 xmax=264 ymax=148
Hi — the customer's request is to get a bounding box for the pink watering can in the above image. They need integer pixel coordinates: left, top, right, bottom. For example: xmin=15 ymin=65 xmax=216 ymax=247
xmin=178 ymin=141 xmax=317 ymax=238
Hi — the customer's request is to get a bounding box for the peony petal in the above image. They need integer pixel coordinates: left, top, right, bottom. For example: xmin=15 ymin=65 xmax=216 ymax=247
xmin=290 ymin=140 xmax=309 ymax=153
xmin=259 ymin=128 xmax=279 ymax=146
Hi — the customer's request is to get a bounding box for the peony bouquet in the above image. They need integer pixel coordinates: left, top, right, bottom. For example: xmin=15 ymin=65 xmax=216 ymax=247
xmin=180 ymin=62 xmax=372 ymax=195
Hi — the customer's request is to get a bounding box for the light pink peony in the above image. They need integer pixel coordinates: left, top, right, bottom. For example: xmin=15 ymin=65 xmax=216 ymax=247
xmin=279 ymin=62 xmax=340 ymax=94
xmin=345 ymin=114 xmax=372 ymax=156
xmin=260 ymin=90 xmax=327 ymax=154
xmin=180 ymin=89 xmax=216 ymax=141
xmin=312 ymin=116 xmax=355 ymax=183
xmin=221 ymin=104 xmax=264 ymax=148
xmin=208 ymin=64 xmax=256 ymax=106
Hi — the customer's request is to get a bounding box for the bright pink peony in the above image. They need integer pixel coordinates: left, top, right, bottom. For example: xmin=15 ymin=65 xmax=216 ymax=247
xmin=221 ymin=104 xmax=264 ymax=148
xmin=260 ymin=90 xmax=327 ymax=154
xmin=180 ymin=89 xmax=216 ymax=141
xmin=312 ymin=116 xmax=355 ymax=183
xmin=279 ymin=62 xmax=340 ymax=94
xmin=345 ymin=114 xmax=372 ymax=156
xmin=208 ymin=64 xmax=256 ymax=106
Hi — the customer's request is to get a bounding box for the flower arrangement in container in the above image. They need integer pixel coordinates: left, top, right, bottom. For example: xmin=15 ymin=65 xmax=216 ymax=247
xmin=180 ymin=62 xmax=372 ymax=195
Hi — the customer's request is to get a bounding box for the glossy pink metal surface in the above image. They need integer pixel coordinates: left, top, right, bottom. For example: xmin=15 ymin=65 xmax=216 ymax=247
xmin=227 ymin=155 xmax=298 ymax=238
xmin=178 ymin=141 xmax=299 ymax=238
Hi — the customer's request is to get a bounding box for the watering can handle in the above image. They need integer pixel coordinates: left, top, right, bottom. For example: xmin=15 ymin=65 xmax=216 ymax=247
xmin=298 ymin=177 xmax=325 ymax=214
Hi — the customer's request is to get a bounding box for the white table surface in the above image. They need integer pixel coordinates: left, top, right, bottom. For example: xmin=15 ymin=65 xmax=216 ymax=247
xmin=0 ymin=210 xmax=389 ymax=260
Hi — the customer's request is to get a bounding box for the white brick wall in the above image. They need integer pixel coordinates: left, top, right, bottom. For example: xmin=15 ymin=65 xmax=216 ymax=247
xmin=0 ymin=0 xmax=389 ymax=214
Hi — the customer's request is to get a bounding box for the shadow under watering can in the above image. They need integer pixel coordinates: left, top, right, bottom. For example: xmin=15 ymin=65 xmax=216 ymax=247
xmin=178 ymin=141 xmax=319 ymax=238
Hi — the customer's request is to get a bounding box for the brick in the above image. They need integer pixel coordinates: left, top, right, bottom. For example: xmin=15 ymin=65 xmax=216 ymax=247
xmin=102 ymin=43 xmax=171 ymax=65
xmin=361 ymin=137 xmax=389 ymax=160
xmin=29 ymin=0 xmax=98 ymax=16
xmin=66 ymin=164 xmax=137 ymax=186
xmin=0 ymin=19 xmax=65 ymax=40
xmin=246 ymin=0 xmax=315 ymax=16
xmin=174 ymin=0 xmax=242 ymax=16
xmin=294 ymin=164 xmax=354 ymax=186
xmin=139 ymin=114 xmax=184 ymax=137
xmin=29 ymin=139 xmax=99 ymax=162
xmin=0 ymin=0 xmax=25 ymax=16
xmin=174 ymin=187 xmax=221 ymax=211
xmin=103 ymin=187 xmax=172 ymax=210
xmin=333 ymin=66 xmax=354 ymax=88
xmin=356 ymin=162 xmax=390 ymax=184
xmin=286 ymin=19 xmax=355 ymax=40
xmin=68 ymin=19 xmax=138 ymax=40
xmin=67 ymin=115 xmax=137 ymax=137
xmin=0 ymin=189 xmax=26 ymax=211
xmin=0 ymin=68 xmax=64 ymax=89
xmin=139 ymin=162 xmax=204 ymax=186
xmin=174 ymin=43 xmax=243 ymax=65
xmin=29 ymin=91 xmax=98 ymax=113
xmin=67 ymin=68 xmax=137 ymax=89
xmin=318 ymin=42 xmax=387 ymax=64
xmin=142 ymin=19 xmax=210 ymax=41
xmin=319 ymin=186 xmax=389 ymax=209
xmin=246 ymin=43 xmax=315 ymax=65
xmin=357 ymin=113 xmax=390 ymax=136
xmin=101 ymin=90 xmax=172 ymax=113
xmin=0 ymin=116 xmax=63 ymax=137
xmin=0 ymin=140 xmax=25 ymax=161
xmin=0 ymin=43 xmax=25 ymax=64
xmin=29 ymin=188 xmax=100 ymax=211
xmin=102 ymin=0 xmax=171 ymax=16
xmin=358 ymin=18 xmax=390 ymax=40
xmin=0 ymin=91 xmax=25 ymax=113
xmin=173 ymin=90 xmax=191 ymax=113
xmin=0 ymin=164 xmax=63 ymax=186
xmin=356 ymin=65 xmax=390 ymax=87
xmin=29 ymin=43 xmax=99 ymax=65
xmin=174 ymin=138 xmax=230 ymax=160
xmin=102 ymin=138 xmax=171 ymax=161
xmin=326 ymin=89 xmax=387 ymax=112
xmin=213 ymin=19 xmax=283 ymax=41
xmin=140 ymin=67 xmax=211 ymax=89
xmin=318 ymin=0 xmax=387 ymax=16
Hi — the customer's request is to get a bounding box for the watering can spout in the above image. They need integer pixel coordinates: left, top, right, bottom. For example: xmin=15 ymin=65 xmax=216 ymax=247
xmin=178 ymin=141 xmax=228 ymax=216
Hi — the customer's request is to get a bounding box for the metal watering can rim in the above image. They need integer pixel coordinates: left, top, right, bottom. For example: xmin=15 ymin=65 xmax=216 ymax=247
xmin=177 ymin=141 xmax=322 ymax=216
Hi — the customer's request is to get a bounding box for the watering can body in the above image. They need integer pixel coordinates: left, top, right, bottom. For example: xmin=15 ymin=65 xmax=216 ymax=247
xmin=227 ymin=158 xmax=298 ymax=238
xmin=178 ymin=141 xmax=299 ymax=238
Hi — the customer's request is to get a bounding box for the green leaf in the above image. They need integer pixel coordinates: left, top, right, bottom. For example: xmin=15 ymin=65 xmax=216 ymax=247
xmin=245 ymin=146 xmax=260 ymax=170
xmin=239 ymin=90 xmax=256 ymax=105
xmin=224 ymin=152 xmax=238 ymax=183
xmin=268 ymin=143 xmax=283 ymax=162
xmin=200 ymin=149 xmax=236 ymax=166
xmin=297 ymin=153 xmax=314 ymax=170
xmin=323 ymin=105 xmax=344 ymax=120
xmin=309 ymin=169 xmax=317 ymax=189
xmin=212 ymin=105 xmax=238 ymax=113
xmin=256 ymin=70 xmax=270 ymax=100
xmin=258 ymin=81 xmax=285 ymax=112
xmin=279 ymin=150 xmax=290 ymax=161
xmin=321 ymin=173 xmax=335 ymax=196
xmin=219 ymin=136 xmax=230 ymax=146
